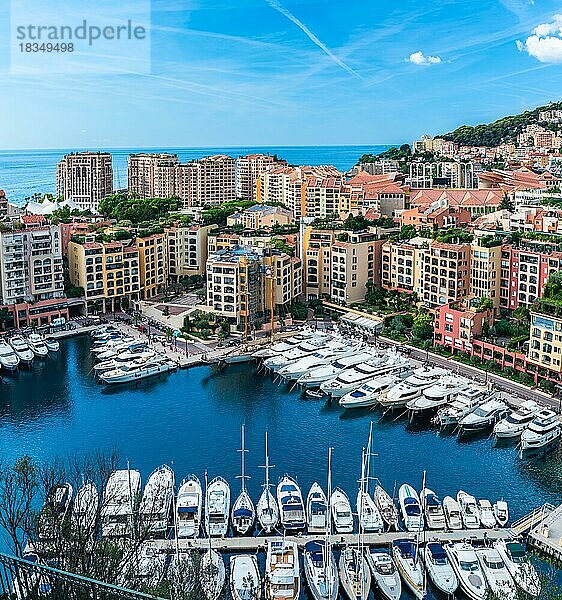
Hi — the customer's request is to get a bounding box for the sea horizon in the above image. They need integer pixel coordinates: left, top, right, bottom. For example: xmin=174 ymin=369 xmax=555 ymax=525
xmin=0 ymin=144 xmax=394 ymax=205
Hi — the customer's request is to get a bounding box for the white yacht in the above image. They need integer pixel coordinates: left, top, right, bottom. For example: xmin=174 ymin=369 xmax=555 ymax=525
xmin=256 ymin=432 xmax=279 ymax=534
xmin=434 ymin=387 xmax=489 ymax=427
xmin=330 ymin=487 xmax=353 ymax=533
xmin=521 ymin=409 xmax=561 ymax=451
xmin=494 ymin=500 xmax=509 ymax=527
xmin=167 ymin=551 xmax=196 ymax=597
xmin=339 ymin=374 xmax=402 ymax=409
xmin=422 ymin=542 xmax=458 ymax=596
xmin=27 ymin=333 xmax=49 ymax=357
xmin=379 ymin=365 xmax=446 ymax=410
xmin=277 ymin=476 xmax=305 ymax=531
xmin=339 ymin=546 xmax=371 ymax=600
xmin=205 ymin=476 xmax=230 ymax=537
xmin=493 ymin=400 xmax=540 ymax=439
xmin=200 ymin=548 xmax=226 ymax=600
xmin=304 ymin=540 xmax=339 ymax=600
xmin=459 ymin=398 xmax=509 ymax=433
xmin=125 ymin=542 xmax=166 ymax=590
xmin=138 ymin=465 xmax=174 ymax=537
xmin=306 ymin=482 xmax=328 ymax=534
xmin=253 ymin=330 xmax=319 ymax=359
xmin=277 ymin=342 xmax=356 ymax=380
xmin=101 ymin=469 xmax=141 ymax=538
xmin=392 ymin=539 xmax=425 ymax=599
xmin=263 ymin=339 xmax=331 ymax=372
xmin=445 ymin=542 xmax=487 ymax=600
xmin=264 ymin=540 xmax=300 ymax=600
xmin=420 ymin=488 xmax=446 ymax=529
xmin=406 ymin=374 xmax=470 ymax=417
xmin=366 ymin=550 xmax=401 ymax=600
xmin=93 ymin=351 xmax=156 ymax=373
xmin=495 ymin=539 xmax=541 ymax=598
xmin=297 ymin=351 xmax=376 ymax=388
xmin=398 ymin=483 xmax=423 ymax=532
xmin=0 ymin=340 xmax=20 ymax=370
xmin=99 ymin=356 xmax=175 ymax=384
xmin=38 ymin=482 xmax=74 ymax=541
xmin=176 ymin=475 xmax=202 ymax=538
xmin=442 ymin=496 xmax=463 ymax=530
xmin=477 ymin=499 xmax=496 ymax=528
xmin=9 ymin=336 xmax=34 ymax=364
xmin=357 ymin=489 xmax=383 ymax=532
xmin=45 ymin=337 xmax=60 ymax=352
xmin=231 ymin=425 xmax=255 ymax=536
xmin=374 ymin=484 xmax=399 ymax=531
xmin=230 ymin=554 xmax=262 ymax=600
xmin=321 ymin=352 xmax=410 ymax=398
xmin=457 ymin=490 xmax=480 ymax=529
xmin=475 ymin=547 xmax=517 ymax=600
xmin=71 ymin=481 xmax=99 ymax=537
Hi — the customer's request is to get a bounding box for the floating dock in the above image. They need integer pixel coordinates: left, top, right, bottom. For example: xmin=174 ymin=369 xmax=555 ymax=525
xmin=151 ymin=527 xmax=510 ymax=553
xmin=525 ymin=503 xmax=562 ymax=562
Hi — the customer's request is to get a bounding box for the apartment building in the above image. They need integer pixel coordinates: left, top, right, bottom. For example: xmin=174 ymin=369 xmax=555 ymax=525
xmin=128 ymin=153 xmax=236 ymax=207
xmin=434 ymin=303 xmax=492 ymax=353
xmin=409 ymin=161 xmax=476 ymax=189
xmin=264 ymin=252 xmax=303 ymax=308
xmin=356 ymin=161 xmax=399 ymax=175
xmin=419 ymin=242 xmax=471 ymax=307
xmin=331 ymin=232 xmax=380 ymax=305
xmin=0 ymin=190 xmax=7 ymax=218
xmin=399 ymin=205 xmax=472 ymax=230
xmin=227 ymin=204 xmax=293 ymax=229
xmin=381 ymin=237 xmax=428 ymax=294
xmin=68 ymin=239 xmax=141 ymax=311
xmin=136 ymin=234 xmax=167 ymax=299
xmin=528 ymin=309 xmax=562 ymax=374
xmin=56 ymin=152 xmax=113 ymax=211
xmin=166 ymin=224 xmax=213 ymax=280
xmin=303 ymin=228 xmax=337 ymax=300
xmin=470 ymin=239 xmax=502 ymax=312
xmin=236 ymin=154 xmax=278 ymax=201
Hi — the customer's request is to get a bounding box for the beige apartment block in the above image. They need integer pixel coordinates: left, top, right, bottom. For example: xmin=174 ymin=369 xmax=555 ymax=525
xmin=528 ymin=310 xmax=562 ymax=373
xmin=303 ymin=228 xmax=337 ymax=300
xmin=166 ymin=224 xmax=213 ymax=279
xmin=381 ymin=237 xmax=429 ymax=295
xmin=136 ymin=234 xmax=167 ymax=299
xmin=236 ymin=154 xmax=277 ymax=201
xmin=128 ymin=153 xmax=179 ymax=199
xmin=56 ymin=152 xmax=113 ymax=211
xmin=470 ymin=239 xmax=502 ymax=312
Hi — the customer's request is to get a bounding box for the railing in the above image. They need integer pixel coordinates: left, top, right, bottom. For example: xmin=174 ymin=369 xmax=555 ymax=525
xmin=509 ymin=503 xmax=556 ymax=536
xmin=0 ymin=552 xmax=165 ymax=600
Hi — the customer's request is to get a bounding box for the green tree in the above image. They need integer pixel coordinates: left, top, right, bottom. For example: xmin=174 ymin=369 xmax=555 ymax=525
xmin=0 ymin=307 xmax=12 ymax=330
xmin=476 ymin=297 xmax=494 ymax=311
xmin=399 ymin=225 xmax=417 ymax=240
xmin=412 ymin=312 xmax=433 ymax=340
xmin=513 ymin=306 xmax=530 ymax=335
xmin=500 ymin=193 xmax=515 ymax=213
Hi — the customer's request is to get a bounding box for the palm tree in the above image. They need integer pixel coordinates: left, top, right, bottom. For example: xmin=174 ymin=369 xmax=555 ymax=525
xmin=512 ymin=306 xmax=530 ymax=336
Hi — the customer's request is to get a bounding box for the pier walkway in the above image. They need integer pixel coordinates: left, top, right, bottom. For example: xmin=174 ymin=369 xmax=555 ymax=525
xmin=152 ymin=528 xmax=510 ymax=553
xmin=526 ymin=503 xmax=562 ymax=562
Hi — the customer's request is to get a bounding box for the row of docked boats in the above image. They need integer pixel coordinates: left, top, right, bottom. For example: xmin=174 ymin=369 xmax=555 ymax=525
xmin=249 ymin=329 xmax=562 ymax=453
xmin=0 ymin=333 xmax=59 ymax=370
xmin=89 ymin=325 xmax=177 ymax=384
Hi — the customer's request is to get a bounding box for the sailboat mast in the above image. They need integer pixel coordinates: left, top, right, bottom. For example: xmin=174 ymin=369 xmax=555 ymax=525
xmin=326 ymin=447 xmax=332 ymax=553
xmin=240 ymin=424 xmax=246 ymax=493
xmin=365 ymin=421 xmax=374 ymax=494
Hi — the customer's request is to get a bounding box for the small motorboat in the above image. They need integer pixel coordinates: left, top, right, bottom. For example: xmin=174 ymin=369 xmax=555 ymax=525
xmin=70 ymin=481 xmax=98 ymax=537
xmin=339 ymin=546 xmax=371 ymax=600
xmin=264 ymin=540 xmax=300 ymax=600
xmin=9 ymin=336 xmax=34 ymax=364
xmin=374 ymin=484 xmax=399 ymax=531
xmin=475 ymin=547 xmax=517 ymax=600
xmin=339 ymin=374 xmax=401 ymax=409
xmin=138 ymin=465 xmax=175 ymax=537
xmin=398 ymin=484 xmax=423 ymax=532
xmin=495 ymin=539 xmax=541 ymax=598
xmin=330 ymin=487 xmax=353 ymax=533
xmin=478 ymin=499 xmax=496 ymax=528
xmin=457 ymin=490 xmax=480 ymax=529
xmin=392 ymin=539 xmax=424 ymax=599
xmin=365 ymin=549 xmax=401 ymax=600
xmin=277 ymin=476 xmax=305 ymax=531
xmin=420 ymin=488 xmax=446 ymax=530
xmin=0 ymin=340 xmax=20 ymax=370
xmin=442 ymin=496 xmax=463 ymax=530
xmin=38 ymin=482 xmax=74 ymax=540
xmin=176 ymin=475 xmax=202 ymax=538
xmin=493 ymin=400 xmax=540 ymax=439
xmin=200 ymin=548 xmax=226 ymax=600
xmin=303 ymin=540 xmax=339 ymax=600
xmin=445 ymin=542 xmax=487 ymax=600
xmin=230 ymin=554 xmax=262 ymax=600
xmin=45 ymin=337 xmax=60 ymax=352
xmin=520 ymin=409 xmax=561 ymax=451
xmin=205 ymin=476 xmax=231 ymax=537
xmin=434 ymin=387 xmax=489 ymax=427
xmin=494 ymin=500 xmax=509 ymax=527
xmin=306 ymin=388 xmax=325 ymax=399
xmin=307 ymin=482 xmax=328 ymax=534
xmin=422 ymin=542 xmax=458 ymax=596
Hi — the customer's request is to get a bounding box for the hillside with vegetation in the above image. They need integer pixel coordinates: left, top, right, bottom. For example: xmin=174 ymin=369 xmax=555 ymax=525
xmin=439 ymin=101 xmax=562 ymax=147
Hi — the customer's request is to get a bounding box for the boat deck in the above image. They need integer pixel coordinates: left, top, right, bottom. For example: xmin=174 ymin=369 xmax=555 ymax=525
xmin=151 ymin=528 xmax=510 ymax=553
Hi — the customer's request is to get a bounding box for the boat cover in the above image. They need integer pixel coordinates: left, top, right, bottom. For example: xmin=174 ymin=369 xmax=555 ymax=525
xmin=178 ymin=506 xmax=197 ymax=514
xmin=394 ymin=540 xmax=415 ymax=557
xmin=234 ymin=508 xmax=253 ymax=518
xmin=427 ymin=543 xmax=447 ymax=560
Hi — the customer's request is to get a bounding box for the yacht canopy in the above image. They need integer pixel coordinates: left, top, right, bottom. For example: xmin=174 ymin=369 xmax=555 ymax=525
xmin=340 ymin=312 xmax=384 ymax=334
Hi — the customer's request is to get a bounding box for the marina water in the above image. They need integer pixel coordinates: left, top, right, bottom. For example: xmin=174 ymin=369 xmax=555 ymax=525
xmin=1 ymin=337 xmax=562 ymax=595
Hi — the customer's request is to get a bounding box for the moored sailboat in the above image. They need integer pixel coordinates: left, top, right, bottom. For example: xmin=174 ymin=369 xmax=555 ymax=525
xmin=256 ymin=431 xmax=279 ymax=534
xmin=231 ymin=424 xmax=256 ymax=536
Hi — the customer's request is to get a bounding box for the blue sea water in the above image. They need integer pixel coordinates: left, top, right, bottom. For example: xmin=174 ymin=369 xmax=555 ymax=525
xmin=0 ymin=145 xmax=391 ymax=205
xmin=1 ymin=337 xmax=562 ymax=594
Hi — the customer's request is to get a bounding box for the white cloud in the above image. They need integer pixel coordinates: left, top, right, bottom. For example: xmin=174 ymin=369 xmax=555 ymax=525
xmin=406 ymin=51 xmax=442 ymax=66
xmin=517 ymin=14 xmax=562 ymax=63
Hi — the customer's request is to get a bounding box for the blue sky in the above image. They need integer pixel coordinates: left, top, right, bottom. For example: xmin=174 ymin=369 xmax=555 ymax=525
xmin=1 ymin=0 xmax=562 ymax=149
